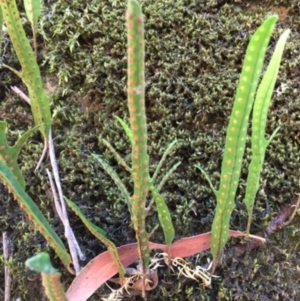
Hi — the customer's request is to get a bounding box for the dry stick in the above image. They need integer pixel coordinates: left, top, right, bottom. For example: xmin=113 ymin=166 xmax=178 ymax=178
xmin=222 ymin=197 xmax=299 ymax=262
xmin=46 ymin=169 xmax=85 ymax=262
xmin=3 ymin=231 xmax=11 ymax=301
xmin=10 ymin=86 xmax=30 ymax=105
xmin=9 ymin=85 xmax=84 ymax=271
xmin=48 ymin=129 xmax=84 ymax=274
xmin=283 ymin=194 xmax=300 ymax=226
xmin=46 ymin=169 xmax=64 ymax=220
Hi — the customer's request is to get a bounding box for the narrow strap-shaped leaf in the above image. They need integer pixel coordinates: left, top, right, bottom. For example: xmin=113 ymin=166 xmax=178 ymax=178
xmin=194 ymin=164 xmax=218 ymax=195
xmin=244 ymin=29 xmax=290 ymax=236
xmin=26 ymin=253 xmax=68 ymax=301
xmin=114 ymin=116 xmax=180 ymax=229
xmin=0 ymin=6 xmax=3 ymax=55
xmin=152 ymin=139 xmax=178 ymax=183
xmin=149 ymin=183 xmax=174 ymax=245
xmin=41 ymin=273 xmax=68 ymax=301
xmin=92 ymin=153 xmax=132 ymax=215
xmin=114 ymin=115 xmax=179 ymax=248
xmin=156 ymin=161 xmax=181 ymax=191
xmin=210 ymin=15 xmax=278 ymax=266
xmin=24 ymin=0 xmax=41 ymax=26
xmin=102 ymin=138 xmax=131 ymax=173
xmin=23 ymin=0 xmax=41 ymax=57
xmin=65 ymin=197 xmax=107 ymax=238
xmin=127 ymin=0 xmax=150 ymax=274
xmin=65 ymin=197 xmax=126 ymax=278
xmin=26 ymin=252 xmax=57 ymax=273
xmin=114 ymin=116 xmax=180 ymax=238
xmin=115 ymin=116 xmax=134 ymax=146
xmin=115 ymin=107 xmax=178 ymax=247
xmin=106 ymin=122 xmax=179 ymax=248
xmin=0 ymin=162 xmax=72 ymax=271
xmin=0 ymin=0 xmax=51 ymax=142
xmin=0 ymin=121 xmax=40 ymax=188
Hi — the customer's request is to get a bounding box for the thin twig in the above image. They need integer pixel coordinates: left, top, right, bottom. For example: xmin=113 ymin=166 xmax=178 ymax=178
xmin=46 ymin=168 xmax=84 ymax=262
xmin=3 ymin=232 xmax=11 ymax=301
xmin=10 ymin=85 xmax=84 ymax=270
xmin=283 ymin=194 xmax=300 ymax=226
xmin=46 ymin=169 xmax=63 ymax=220
xmin=10 ymin=86 xmax=30 ymax=104
xmin=48 ymin=129 xmax=85 ymax=274
xmin=35 ymin=137 xmax=48 ymax=172
xmin=223 ymin=197 xmax=299 ymax=261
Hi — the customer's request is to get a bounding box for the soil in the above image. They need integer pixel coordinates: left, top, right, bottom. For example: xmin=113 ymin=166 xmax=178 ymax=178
xmin=0 ymin=0 xmax=300 ymax=300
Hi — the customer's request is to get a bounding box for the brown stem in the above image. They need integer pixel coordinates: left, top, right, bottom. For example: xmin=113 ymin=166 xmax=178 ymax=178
xmin=222 ymin=197 xmax=298 ymax=261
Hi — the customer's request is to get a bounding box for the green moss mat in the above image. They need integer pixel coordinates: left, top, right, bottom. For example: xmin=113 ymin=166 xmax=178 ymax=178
xmin=0 ymin=0 xmax=299 ymax=300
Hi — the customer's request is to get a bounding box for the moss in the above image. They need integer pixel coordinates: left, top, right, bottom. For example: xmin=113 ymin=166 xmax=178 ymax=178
xmin=0 ymin=0 xmax=300 ymax=300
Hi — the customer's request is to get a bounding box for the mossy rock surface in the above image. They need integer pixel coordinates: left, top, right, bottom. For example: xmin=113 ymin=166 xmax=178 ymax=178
xmin=0 ymin=0 xmax=300 ymax=300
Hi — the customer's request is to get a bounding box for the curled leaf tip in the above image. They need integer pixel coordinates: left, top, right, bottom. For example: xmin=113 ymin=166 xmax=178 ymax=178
xmin=26 ymin=252 xmax=58 ymax=274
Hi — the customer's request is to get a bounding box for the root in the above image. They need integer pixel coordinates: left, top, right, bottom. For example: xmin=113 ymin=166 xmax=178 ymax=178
xmin=159 ymin=252 xmax=216 ymax=287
